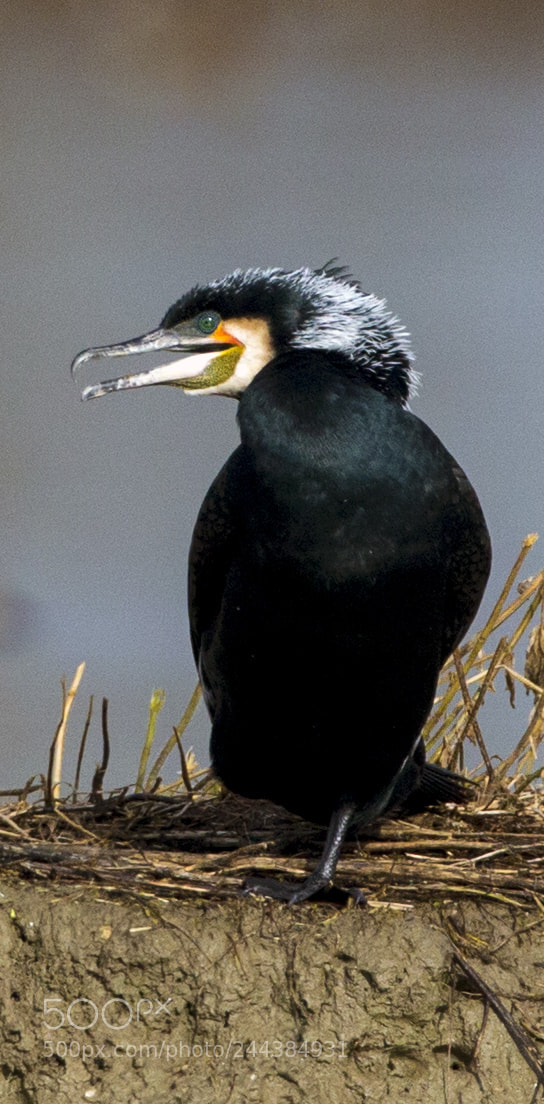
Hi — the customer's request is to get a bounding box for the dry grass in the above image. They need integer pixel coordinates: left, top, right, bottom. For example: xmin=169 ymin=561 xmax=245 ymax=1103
xmin=424 ymin=532 xmax=544 ymax=795
xmin=0 ymin=535 xmax=543 ymax=909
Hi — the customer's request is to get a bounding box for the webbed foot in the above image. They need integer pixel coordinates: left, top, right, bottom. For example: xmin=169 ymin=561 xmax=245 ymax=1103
xmin=241 ymin=873 xmax=366 ymax=905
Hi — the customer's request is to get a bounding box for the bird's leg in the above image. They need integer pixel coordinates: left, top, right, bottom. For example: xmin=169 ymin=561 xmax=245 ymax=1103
xmin=242 ymin=800 xmax=360 ymax=904
xmin=242 ymin=765 xmax=409 ymax=904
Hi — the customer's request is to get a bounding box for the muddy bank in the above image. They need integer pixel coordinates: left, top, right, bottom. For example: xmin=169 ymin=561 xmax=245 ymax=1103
xmin=0 ymin=879 xmax=541 ymax=1102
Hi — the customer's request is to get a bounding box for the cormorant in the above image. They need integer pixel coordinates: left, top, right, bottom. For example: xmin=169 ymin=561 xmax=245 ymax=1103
xmin=72 ymin=264 xmax=491 ymax=903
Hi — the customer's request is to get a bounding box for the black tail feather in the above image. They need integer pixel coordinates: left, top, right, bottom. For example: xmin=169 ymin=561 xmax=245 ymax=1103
xmin=415 ymin=761 xmax=475 ymax=808
xmin=386 ymin=750 xmax=476 ymax=817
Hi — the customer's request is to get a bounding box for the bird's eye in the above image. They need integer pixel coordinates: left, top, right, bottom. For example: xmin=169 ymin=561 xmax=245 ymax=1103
xmin=196 ymin=311 xmax=220 ymax=335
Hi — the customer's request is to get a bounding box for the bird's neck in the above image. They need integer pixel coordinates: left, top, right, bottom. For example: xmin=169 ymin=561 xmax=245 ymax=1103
xmin=237 ymin=348 xmax=391 ymax=474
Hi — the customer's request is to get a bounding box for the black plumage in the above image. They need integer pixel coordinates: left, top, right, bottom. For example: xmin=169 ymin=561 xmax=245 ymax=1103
xmin=72 ymin=264 xmax=491 ymax=903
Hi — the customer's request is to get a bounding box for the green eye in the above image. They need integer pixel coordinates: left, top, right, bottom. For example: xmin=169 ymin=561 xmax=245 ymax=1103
xmin=197 ymin=311 xmax=220 ymax=335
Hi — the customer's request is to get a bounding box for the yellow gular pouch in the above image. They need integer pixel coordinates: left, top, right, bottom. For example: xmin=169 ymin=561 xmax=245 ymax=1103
xmin=175 ymin=345 xmax=244 ymax=392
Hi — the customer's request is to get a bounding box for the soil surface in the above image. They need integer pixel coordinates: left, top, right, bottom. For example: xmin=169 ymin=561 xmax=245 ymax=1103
xmin=1 ymin=878 xmax=542 ymax=1103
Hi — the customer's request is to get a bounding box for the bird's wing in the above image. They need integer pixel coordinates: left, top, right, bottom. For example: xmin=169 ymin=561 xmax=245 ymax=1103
xmin=442 ymin=462 xmax=492 ymax=662
xmin=187 ymin=447 xmax=241 ymax=681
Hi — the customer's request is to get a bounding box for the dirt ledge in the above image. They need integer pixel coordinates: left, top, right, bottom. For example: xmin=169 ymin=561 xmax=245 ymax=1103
xmin=1 ymin=878 xmax=542 ymax=1103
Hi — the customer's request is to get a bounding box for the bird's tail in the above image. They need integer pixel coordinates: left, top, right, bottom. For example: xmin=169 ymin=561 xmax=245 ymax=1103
xmin=386 ymin=749 xmax=475 ymax=817
xmin=415 ymin=761 xmax=475 ymax=807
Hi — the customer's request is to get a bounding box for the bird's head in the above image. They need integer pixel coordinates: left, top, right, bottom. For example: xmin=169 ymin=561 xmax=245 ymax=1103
xmin=72 ymin=264 xmax=417 ymax=405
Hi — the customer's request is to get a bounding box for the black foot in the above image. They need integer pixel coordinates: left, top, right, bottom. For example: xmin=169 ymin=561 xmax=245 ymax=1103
xmin=241 ymin=874 xmax=366 ymax=906
xmin=240 ymin=801 xmax=365 ymax=905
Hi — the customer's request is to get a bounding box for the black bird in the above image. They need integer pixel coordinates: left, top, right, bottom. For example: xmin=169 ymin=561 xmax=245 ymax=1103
xmin=72 ymin=264 xmax=491 ymax=903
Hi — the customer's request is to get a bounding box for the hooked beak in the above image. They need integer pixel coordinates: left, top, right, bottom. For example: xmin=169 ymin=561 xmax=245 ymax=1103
xmin=71 ymin=327 xmax=237 ymax=401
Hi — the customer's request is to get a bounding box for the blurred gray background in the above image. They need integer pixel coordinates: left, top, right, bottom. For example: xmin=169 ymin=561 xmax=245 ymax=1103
xmin=1 ymin=0 xmax=543 ymax=793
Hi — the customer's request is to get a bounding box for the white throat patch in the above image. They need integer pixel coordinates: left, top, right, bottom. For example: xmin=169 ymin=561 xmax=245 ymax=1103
xmin=187 ymin=317 xmax=276 ymax=397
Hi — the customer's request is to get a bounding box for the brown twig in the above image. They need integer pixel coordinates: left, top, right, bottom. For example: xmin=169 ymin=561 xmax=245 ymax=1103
xmin=173 ymin=726 xmax=194 ymax=798
xmin=91 ymin=698 xmax=110 ymax=801
xmin=46 ymin=662 xmax=86 ymax=807
xmin=73 ymin=694 xmax=94 ymax=800
xmin=451 ymin=946 xmax=544 ymax=1086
